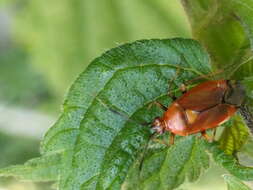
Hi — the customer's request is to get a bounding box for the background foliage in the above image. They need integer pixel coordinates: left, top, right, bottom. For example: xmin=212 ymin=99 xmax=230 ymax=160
xmin=10 ymin=0 xmax=190 ymax=108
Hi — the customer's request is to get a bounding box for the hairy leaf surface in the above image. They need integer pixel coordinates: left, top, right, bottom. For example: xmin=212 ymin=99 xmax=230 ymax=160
xmin=123 ymin=137 xmax=209 ymax=190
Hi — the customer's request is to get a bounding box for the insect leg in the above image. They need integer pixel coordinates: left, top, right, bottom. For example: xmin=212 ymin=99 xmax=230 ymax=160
xmin=151 ymin=133 xmax=173 ymax=146
xmin=152 ymin=138 xmax=169 ymax=146
xmin=148 ymin=101 xmax=167 ymax=111
xmin=212 ymin=128 xmax=217 ymax=140
xmin=169 ymin=133 xmax=175 ymax=145
xmin=201 ymin=130 xmax=212 ymax=142
xmin=179 ymin=83 xmax=187 ymax=94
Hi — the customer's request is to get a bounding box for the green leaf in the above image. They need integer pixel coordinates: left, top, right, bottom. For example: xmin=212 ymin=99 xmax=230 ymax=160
xmin=0 ymin=39 xmax=211 ymax=189
xmin=208 ymin=142 xmax=253 ymax=181
xmin=0 ymin=153 xmax=62 ymax=181
xmin=219 ymin=115 xmax=250 ymax=155
xmin=223 ymin=175 xmax=251 ymax=190
xmin=123 ymin=136 xmax=209 ymax=190
xmin=181 ymin=0 xmax=253 ymax=79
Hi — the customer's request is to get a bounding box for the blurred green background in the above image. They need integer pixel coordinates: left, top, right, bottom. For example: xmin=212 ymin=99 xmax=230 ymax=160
xmin=0 ymin=0 xmax=239 ymax=189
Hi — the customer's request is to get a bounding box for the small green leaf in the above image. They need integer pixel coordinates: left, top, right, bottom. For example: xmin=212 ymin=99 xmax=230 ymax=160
xmin=223 ymin=175 xmax=251 ymax=190
xmin=208 ymin=142 xmax=253 ymax=181
xmin=123 ymin=137 xmax=209 ymax=190
xmin=219 ymin=115 xmax=250 ymax=155
xmin=0 ymin=153 xmax=62 ymax=181
xmin=0 ymin=39 xmax=211 ymax=189
xmin=240 ymin=137 xmax=253 ymax=158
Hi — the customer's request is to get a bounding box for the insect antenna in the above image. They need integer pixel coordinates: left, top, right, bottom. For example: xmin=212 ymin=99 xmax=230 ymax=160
xmin=184 ymin=69 xmax=224 ymax=85
xmin=96 ymin=97 xmax=151 ymax=127
xmin=220 ymin=55 xmax=253 ymax=79
xmin=186 ymin=55 xmax=253 ymax=84
xmin=108 ymin=108 xmax=151 ymax=127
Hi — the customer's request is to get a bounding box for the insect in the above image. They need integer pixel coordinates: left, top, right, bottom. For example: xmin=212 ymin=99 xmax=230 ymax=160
xmin=108 ymin=57 xmax=253 ymax=146
xmin=151 ymin=79 xmax=246 ymax=145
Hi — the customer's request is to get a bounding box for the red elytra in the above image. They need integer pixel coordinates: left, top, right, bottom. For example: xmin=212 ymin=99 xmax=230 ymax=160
xmin=151 ymin=80 xmax=245 ymax=144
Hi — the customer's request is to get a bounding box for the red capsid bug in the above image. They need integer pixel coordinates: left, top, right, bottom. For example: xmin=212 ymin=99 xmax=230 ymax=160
xmin=153 ymin=56 xmax=253 ymax=145
xmin=151 ymin=80 xmax=246 ymax=145
xmin=108 ymin=58 xmax=253 ymax=146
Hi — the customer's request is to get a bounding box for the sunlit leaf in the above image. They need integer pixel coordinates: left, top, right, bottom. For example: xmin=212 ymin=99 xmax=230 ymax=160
xmin=219 ymin=115 xmax=250 ymax=155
